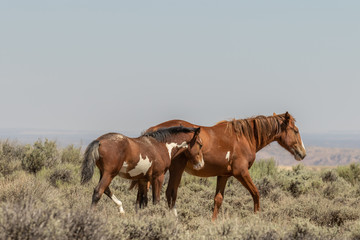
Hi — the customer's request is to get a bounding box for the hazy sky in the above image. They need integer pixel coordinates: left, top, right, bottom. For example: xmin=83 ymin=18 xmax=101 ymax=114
xmin=1 ymin=1 xmax=359 ymax=135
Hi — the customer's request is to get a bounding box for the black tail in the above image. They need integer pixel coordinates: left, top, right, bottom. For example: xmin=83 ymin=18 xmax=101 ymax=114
xmin=81 ymin=140 xmax=100 ymax=184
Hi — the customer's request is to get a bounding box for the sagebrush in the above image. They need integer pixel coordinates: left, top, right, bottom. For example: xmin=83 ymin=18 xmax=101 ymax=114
xmin=0 ymin=140 xmax=359 ymax=239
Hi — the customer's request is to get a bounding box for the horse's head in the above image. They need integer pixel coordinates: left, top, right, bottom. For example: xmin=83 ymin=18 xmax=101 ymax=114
xmin=185 ymin=127 xmax=204 ymax=170
xmin=275 ymin=112 xmax=306 ymax=161
xmin=173 ymin=127 xmax=204 ymax=170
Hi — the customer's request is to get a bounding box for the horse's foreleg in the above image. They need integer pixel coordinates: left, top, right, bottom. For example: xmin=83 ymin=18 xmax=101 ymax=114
xmin=233 ymin=167 xmax=260 ymax=213
xmin=152 ymin=174 xmax=165 ymax=205
xmin=212 ymin=175 xmax=229 ymax=221
xmin=104 ymin=187 xmax=125 ymax=214
xmin=166 ymin=159 xmax=187 ymax=216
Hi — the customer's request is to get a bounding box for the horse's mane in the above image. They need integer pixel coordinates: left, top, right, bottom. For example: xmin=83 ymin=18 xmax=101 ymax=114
xmin=142 ymin=126 xmax=197 ymax=143
xmin=221 ymin=113 xmax=292 ymax=148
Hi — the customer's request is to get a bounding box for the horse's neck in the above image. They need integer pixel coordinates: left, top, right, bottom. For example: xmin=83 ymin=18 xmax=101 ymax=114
xmin=253 ymin=123 xmax=281 ymax=152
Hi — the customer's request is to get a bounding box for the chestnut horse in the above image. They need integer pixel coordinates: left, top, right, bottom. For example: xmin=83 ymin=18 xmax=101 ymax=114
xmin=136 ymin=112 xmax=306 ymax=219
xmin=80 ymin=126 xmax=204 ymax=213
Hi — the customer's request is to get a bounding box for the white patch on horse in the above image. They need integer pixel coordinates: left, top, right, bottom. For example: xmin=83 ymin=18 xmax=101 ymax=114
xmin=166 ymin=141 xmax=188 ymax=158
xmin=111 ymin=194 xmax=125 ymax=214
xmin=110 ymin=134 xmax=124 ymax=141
xmin=225 ymin=151 xmax=231 ymax=162
xmin=127 ymin=154 xmax=152 ymax=177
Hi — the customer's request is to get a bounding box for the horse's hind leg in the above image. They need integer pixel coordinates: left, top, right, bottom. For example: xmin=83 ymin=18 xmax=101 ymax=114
xmin=136 ymin=179 xmax=149 ymax=210
xmin=104 ymin=187 xmax=125 ymax=214
xmin=92 ymin=172 xmax=113 ymax=209
xmin=212 ymin=175 xmax=229 ymax=221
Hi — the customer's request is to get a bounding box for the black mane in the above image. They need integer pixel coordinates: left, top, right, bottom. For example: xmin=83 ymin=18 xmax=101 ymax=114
xmin=142 ymin=126 xmax=197 ymax=142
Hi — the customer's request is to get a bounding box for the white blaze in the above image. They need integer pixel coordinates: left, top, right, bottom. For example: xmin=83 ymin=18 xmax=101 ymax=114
xmin=301 ymin=139 xmax=305 ymax=151
xmin=166 ymin=141 xmax=188 ymax=158
xmin=225 ymin=151 xmax=230 ymax=162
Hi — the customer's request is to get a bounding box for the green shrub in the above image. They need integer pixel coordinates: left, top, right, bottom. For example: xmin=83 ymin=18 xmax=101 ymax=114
xmin=337 ymin=163 xmax=360 ymax=185
xmin=311 ymin=206 xmax=359 ymax=227
xmin=285 ymin=219 xmax=318 ymax=240
xmin=62 ymin=209 xmax=106 ymax=240
xmin=288 ymin=180 xmax=304 ymax=197
xmin=255 ymin=177 xmax=276 ymax=197
xmin=22 ymin=139 xmax=59 ymax=174
xmin=61 ymin=144 xmax=82 ymax=164
xmin=322 ymin=182 xmax=344 ymax=200
xmin=292 ymin=164 xmax=306 ymax=174
xmin=0 ymin=200 xmax=57 ymax=240
xmin=0 ymin=141 xmax=25 ymax=176
xmin=48 ymin=167 xmax=73 ymax=187
xmin=321 ymin=170 xmax=338 ymax=183
xmin=250 ymin=158 xmax=277 ymax=180
xmin=0 ymin=140 xmax=26 ymax=160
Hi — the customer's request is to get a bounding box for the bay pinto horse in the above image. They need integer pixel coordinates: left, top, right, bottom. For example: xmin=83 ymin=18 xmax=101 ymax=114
xmin=80 ymin=126 xmax=204 ymax=213
xmin=138 ymin=112 xmax=306 ymax=220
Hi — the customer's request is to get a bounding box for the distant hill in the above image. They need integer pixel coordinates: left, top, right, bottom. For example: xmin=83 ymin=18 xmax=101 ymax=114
xmin=257 ymin=144 xmax=360 ymax=166
xmin=1 ymin=129 xmax=360 ymax=166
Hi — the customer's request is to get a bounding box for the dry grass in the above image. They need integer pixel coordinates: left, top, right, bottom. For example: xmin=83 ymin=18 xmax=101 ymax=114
xmin=1 ymin=140 xmax=360 ymax=239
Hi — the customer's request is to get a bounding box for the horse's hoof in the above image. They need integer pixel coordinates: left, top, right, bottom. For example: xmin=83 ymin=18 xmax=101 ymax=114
xmin=119 ymin=207 xmax=125 ymax=215
xmin=171 ymin=208 xmax=178 ymax=217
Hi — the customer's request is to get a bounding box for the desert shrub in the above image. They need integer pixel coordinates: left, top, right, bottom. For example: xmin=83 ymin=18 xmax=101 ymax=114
xmin=337 ymin=163 xmax=360 ymax=185
xmin=0 ymin=159 xmax=21 ymax=177
xmin=0 ymin=141 xmax=25 ymax=176
xmin=321 ymin=169 xmax=338 ymax=182
xmin=0 ymin=140 xmax=26 ymax=160
xmin=255 ymin=177 xmax=276 ymax=197
xmin=48 ymin=166 xmax=73 ymax=187
xmin=310 ymin=206 xmax=360 ymax=227
xmin=62 ymin=209 xmax=107 ymax=240
xmin=287 ymin=180 xmax=304 ymax=197
xmin=0 ymin=171 xmax=60 ymax=208
xmin=356 ymin=185 xmax=360 ymax=197
xmin=284 ymin=219 xmax=318 ymax=240
xmin=117 ymin=214 xmax=180 ymax=240
xmin=347 ymin=221 xmax=360 ymax=240
xmin=61 ymin=144 xmax=82 ymax=164
xmin=322 ymin=182 xmax=342 ymax=200
xmin=292 ymin=164 xmax=306 ymax=175
xmin=0 ymin=200 xmax=58 ymax=240
xmin=250 ymin=158 xmax=277 ymax=180
xmin=206 ymin=216 xmax=282 ymax=240
xmin=22 ymin=139 xmax=59 ymax=174
xmin=274 ymin=164 xmax=316 ymax=197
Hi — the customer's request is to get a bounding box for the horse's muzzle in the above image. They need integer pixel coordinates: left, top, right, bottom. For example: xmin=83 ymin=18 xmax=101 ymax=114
xmin=293 ymin=146 xmax=306 ymax=161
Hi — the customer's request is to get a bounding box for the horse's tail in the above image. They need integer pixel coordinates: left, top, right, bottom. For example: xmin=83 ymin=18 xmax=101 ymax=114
xmin=81 ymin=140 xmax=100 ymax=184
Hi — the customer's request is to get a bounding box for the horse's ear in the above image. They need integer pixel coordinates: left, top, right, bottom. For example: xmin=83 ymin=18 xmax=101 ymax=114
xmin=283 ymin=111 xmax=291 ymax=126
xmin=285 ymin=111 xmax=290 ymax=120
xmin=273 ymin=112 xmax=277 ymax=116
